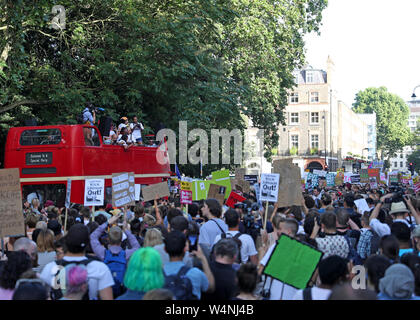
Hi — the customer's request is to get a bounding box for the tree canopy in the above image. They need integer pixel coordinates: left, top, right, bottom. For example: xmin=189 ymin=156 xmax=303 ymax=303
xmin=352 ymin=87 xmax=412 ymax=160
xmin=1 ymin=0 xmax=328 ymax=174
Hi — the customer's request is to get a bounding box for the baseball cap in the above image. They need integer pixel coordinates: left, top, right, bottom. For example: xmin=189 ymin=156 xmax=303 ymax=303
xmin=47 ymin=220 xmax=62 ymax=236
xmin=121 ymin=117 xmax=128 ymax=121
xmin=65 ymin=224 xmax=89 ymax=251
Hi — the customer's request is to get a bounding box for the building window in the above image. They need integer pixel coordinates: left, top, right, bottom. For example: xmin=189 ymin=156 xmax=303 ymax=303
xmin=291 ymin=135 xmax=299 ymax=148
xmin=290 ymin=112 xmax=299 ymax=124
xmin=311 ymin=135 xmax=319 ymax=149
xmin=290 ymin=93 xmax=299 ymax=104
xmin=400 ymin=162 xmax=403 ymax=167
xmin=310 ymin=92 xmax=319 ymax=103
xmin=306 ymin=71 xmax=314 ymax=83
xmin=310 ymin=112 xmax=319 ymax=124
xmin=294 ymin=73 xmax=299 ymax=85
xmin=394 ymin=162 xmax=398 ymax=167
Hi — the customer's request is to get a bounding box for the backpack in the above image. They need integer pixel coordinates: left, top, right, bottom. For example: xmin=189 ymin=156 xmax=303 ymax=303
xmin=51 ymin=257 xmax=95 ymax=300
xmin=343 ymin=234 xmax=363 ymax=265
xmin=221 ymin=232 xmax=243 ymax=264
xmin=367 ymin=229 xmax=380 ymax=256
xmin=163 ymin=265 xmax=197 ymax=300
xmin=103 ymin=249 xmax=127 ymax=298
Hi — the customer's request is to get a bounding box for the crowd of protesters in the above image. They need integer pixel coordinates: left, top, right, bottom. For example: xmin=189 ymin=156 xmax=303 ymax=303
xmin=1 ymin=179 xmax=420 ymax=300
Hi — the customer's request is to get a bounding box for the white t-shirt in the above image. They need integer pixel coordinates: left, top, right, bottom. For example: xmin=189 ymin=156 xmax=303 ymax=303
xmin=292 ymin=287 xmax=332 ymax=300
xmin=213 ymin=230 xmax=258 ymax=263
xmin=130 ymin=122 xmax=144 ymax=141
xmin=118 ymin=123 xmax=127 ymax=131
xmin=260 ymin=243 xmax=299 ymax=300
xmin=40 ymin=256 xmax=114 ymax=300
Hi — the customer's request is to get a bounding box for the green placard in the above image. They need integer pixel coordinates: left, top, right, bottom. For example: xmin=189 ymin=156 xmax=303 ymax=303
xmin=263 ymin=234 xmax=323 ymax=289
xmin=211 ymin=169 xmax=232 ymax=199
xmin=192 ymin=180 xmax=210 ymax=200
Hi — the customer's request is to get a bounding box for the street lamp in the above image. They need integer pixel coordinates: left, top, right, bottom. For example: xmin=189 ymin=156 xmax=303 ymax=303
xmin=411 ymin=85 xmax=420 ymax=100
xmin=323 ymin=113 xmax=327 ymax=171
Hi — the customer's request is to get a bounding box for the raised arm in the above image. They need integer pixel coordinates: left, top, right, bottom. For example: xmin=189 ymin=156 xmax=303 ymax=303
xmin=154 ymin=196 xmax=163 ymax=226
xmin=404 ymin=195 xmax=420 ymax=225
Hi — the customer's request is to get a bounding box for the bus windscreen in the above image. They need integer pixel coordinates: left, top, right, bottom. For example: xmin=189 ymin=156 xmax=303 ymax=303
xmin=20 ymin=129 xmax=62 ymax=146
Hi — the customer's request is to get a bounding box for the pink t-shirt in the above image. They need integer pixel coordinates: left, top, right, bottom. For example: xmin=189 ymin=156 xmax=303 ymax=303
xmin=0 ymin=287 xmax=14 ymax=300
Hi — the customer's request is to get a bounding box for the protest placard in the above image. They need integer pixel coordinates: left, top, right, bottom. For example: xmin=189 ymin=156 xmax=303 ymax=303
xmin=311 ymin=174 xmax=319 ymax=188
xmin=142 ymin=182 xmax=170 ymax=202
xmin=263 ymin=234 xmax=323 ymax=290
xmin=180 ymin=190 xmax=193 ymax=205
xmin=313 ymin=169 xmax=327 ymax=177
xmin=368 ymin=168 xmax=380 ymax=182
xmin=112 ymin=172 xmax=134 ymax=207
xmin=207 ymin=183 xmax=227 ymax=205
xmin=389 ymin=172 xmax=399 ymax=184
xmin=234 ymin=179 xmax=250 ymax=194
xmin=235 ymin=168 xmax=246 ymax=180
xmin=335 ymin=171 xmax=344 ymax=185
xmin=135 ymin=184 xmax=141 ymax=201
xmin=84 ymin=178 xmax=105 ymax=206
xmin=326 ymin=173 xmax=336 ymax=187
xmin=380 ymin=172 xmax=387 ymax=185
xmin=244 ymin=175 xmax=258 ymax=185
xmin=192 ymin=180 xmax=210 ymax=201
xmin=260 ymin=173 xmax=280 ymax=202
xmin=369 ymin=176 xmax=378 ymax=189
xmin=272 ymin=159 xmax=304 ymax=207
xmin=180 ymin=181 xmax=192 ymax=191
xmin=360 ymin=169 xmax=369 ymax=184
xmin=65 ymin=179 xmax=72 ymax=209
xmin=0 ymin=168 xmax=25 ymax=237
xmin=350 ymin=175 xmax=361 ymax=184
xmin=226 ymin=191 xmax=246 ymax=208
xmin=354 ymin=198 xmax=371 ymax=214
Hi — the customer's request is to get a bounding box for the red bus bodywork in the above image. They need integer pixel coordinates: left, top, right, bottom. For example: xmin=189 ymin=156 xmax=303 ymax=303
xmin=4 ymin=125 xmax=171 ymax=205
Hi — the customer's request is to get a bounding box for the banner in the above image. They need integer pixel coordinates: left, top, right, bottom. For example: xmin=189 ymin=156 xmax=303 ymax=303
xmin=84 ymin=178 xmax=105 ymax=206
xmin=263 ymin=234 xmax=323 ymax=290
xmin=312 ymin=169 xmax=327 ymax=177
xmin=0 ymin=168 xmax=25 ymax=237
xmin=260 ymin=173 xmax=280 ymax=202
xmin=226 ymin=191 xmax=246 ymax=208
xmin=142 ymin=182 xmax=170 ymax=202
xmin=180 ymin=190 xmax=192 ymax=205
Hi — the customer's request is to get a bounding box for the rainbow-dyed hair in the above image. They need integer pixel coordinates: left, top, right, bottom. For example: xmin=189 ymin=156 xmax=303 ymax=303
xmin=123 ymin=247 xmax=164 ymax=292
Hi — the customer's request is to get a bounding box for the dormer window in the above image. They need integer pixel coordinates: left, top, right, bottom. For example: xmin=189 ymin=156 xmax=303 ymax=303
xmin=306 ymin=71 xmax=314 ymax=83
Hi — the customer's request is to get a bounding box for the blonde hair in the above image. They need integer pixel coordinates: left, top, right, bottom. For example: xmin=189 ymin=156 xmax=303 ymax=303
xmin=31 ymin=198 xmax=40 ymax=208
xmin=143 ymin=228 xmax=163 ymax=247
xmin=143 ymin=214 xmax=156 ymax=227
xmin=37 ymin=229 xmax=55 ymax=252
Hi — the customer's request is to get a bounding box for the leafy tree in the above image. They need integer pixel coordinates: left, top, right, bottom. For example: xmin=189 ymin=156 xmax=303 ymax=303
xmin=352 ymin=87 xmax=412 ymax=159
xmin=407 ymin=118 xmax=420 ymax=174
xmin=0 ymin=0 xmax=328 ymax=173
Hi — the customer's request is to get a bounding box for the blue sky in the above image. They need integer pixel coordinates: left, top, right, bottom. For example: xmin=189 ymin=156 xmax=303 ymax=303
xmin=304 ymin=0 xmax=420 ymax=107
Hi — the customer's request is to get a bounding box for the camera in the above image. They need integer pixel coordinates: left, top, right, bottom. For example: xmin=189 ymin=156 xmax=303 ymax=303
xmin=385 ymin=185 xmax=405 ymax=203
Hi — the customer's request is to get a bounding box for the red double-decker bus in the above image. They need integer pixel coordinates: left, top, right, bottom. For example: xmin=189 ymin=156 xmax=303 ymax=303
xmin=4 ymin=124 xmax=171 ymax=206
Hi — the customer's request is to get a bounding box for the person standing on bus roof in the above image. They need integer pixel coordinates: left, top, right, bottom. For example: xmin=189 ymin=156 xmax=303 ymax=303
xmin=118 ymin=117 xmax=129 ymax=133
xmin=130 ymin=116 xmax=144 ymax=145
xmin=82 ymin=103 xmax=96 ymax=126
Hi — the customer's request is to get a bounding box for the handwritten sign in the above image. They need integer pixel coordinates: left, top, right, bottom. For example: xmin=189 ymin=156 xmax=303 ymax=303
xmin=112 ymin=172 xmax=135 ymax=207
xmin=226 ymin=191 xmax=246 ymax=208
xmin=260 ymin=173 xmax=280 ymax=202
xmin=0 ymin=168 xmax=25 ymax=237
xmin=326 ymin=173 xmax=336 ymax=187
xmin=360 ymin=169 xmax=369 ymax=184
xmin=180 ymin=190 xmax=192 ymax=205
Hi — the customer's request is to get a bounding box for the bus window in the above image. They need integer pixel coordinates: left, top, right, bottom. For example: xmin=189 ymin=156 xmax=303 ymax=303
xmin=20 ymin=129 xmax=62 ymax=146
xmin=83 ymin=127 xmax=100 ymax=147
xmin=22 ymin=184 xmax=66 ymax=208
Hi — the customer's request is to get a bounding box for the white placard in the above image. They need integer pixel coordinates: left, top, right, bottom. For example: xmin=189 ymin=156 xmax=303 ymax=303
xmin=135 ymin=184 xmax=141 ymax=201
xmin=313 ymin=169 xmax=327 ymax=177
xmin=354 ymin=199 xmax=371 ymax=214
xmin=260 ymin=173 xmax=280 ymax=202
xmin=84 ymin=179 xmax=105 ymax=206
xmin=65 ymin=179 xmax=72 ymax=208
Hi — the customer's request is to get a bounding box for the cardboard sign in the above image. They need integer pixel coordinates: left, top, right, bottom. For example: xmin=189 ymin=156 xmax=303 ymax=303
xmin=234 ymin=179 xmax=250 ymax=194
xmin=272 ymin=159 xmax=304 ymax=207
xmin=263 ymin=234 xmax=323 ymax=290
xmin=84 ymin=178 xmax=105 ymax=206
xmin=226 ymin=191 xmax=246 ymax=208
xmin=142 ymin=182 xmax=170 ymax=202
xmin=368 ymin=168 xmax=380 ymax=182
xmin=235 ymin=168 xmax=246 ymax=181
xmin=244 ymin=175 xmax=258 ymax=185
xmin=112 ymin=172 xmax=135 ymax=207
xmin=180 ymin=190 xmax=193 ymax=205
xmin=211 ymin=169 xmax=232 ymax=199
xmin=360 ymin=169 xmax=369 ymax=184
xmin=389 ymin=173 xmax=399 ymax=184
xmin=65 ymin=179 xmax=72 ymax=209
xmin=260 ymin=173 xmax=280 ymax=202
xmin=207 ymin=183 xmax=227 ymax=205
xmin=0 ymin=168 xmax=25 ymax=237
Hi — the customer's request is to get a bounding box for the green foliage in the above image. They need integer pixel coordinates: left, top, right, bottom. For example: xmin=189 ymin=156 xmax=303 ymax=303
xmin=352 ymin=87 xmax=412 ymax=159
xmin=310 ymin=147 xmax=318 ymax=155
xmin=290 ymin=146 xmax=298 ymax=155
xmin=0 ymin=0 xmax=328 ymax=172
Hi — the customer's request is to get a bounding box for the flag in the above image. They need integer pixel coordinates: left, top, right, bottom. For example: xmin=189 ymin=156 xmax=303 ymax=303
xmin=175 ymin=163 xmax=181 ymax=179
